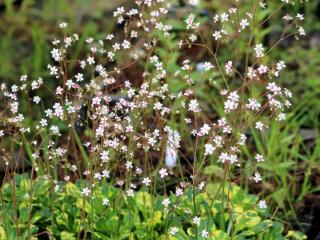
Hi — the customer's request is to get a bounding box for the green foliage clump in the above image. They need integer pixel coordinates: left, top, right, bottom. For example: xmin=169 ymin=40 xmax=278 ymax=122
xmin=0 ymin=175 xmax=306 ymax=240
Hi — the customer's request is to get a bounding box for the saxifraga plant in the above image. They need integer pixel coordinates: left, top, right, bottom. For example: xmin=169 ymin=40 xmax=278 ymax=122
xmin=0 ymin=0 xmax=307 ymax=239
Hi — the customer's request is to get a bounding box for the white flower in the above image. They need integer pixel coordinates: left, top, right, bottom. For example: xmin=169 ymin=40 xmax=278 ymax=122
xmin=142 ymin=177 xmax=151 ymax=186
xmin=20 ymin=75 xmax=27 ymax=82
xmin=189 ymin=99 xmax=200 ymax=112
xmin=162 ymin=198 xmax=171 ymax=208
xmin=122 ymin=40 xmax=131 ymax=49
xmin=126 ymin=189 xmax=134 ymax=197
xmin=125 ymin=161 xmax=133 ymax=170
xmin=267 ymin=82 xmax=281 ymax=95
xmin=201 ymin=230 xmax=209 ymax=238
xmin=238 ymin=133 xmax=247 ymax=145
xmin=199 ymin=124 xmax=211 ymax=136
xmin=239 ymin=19 xmax=249 ymax=30
xmin=212 ymin=31 xmax=222 ymax=40
xmin=220 ymin=13 xmax=229 ymax=22
xmin=102 ymin=198 xmax=109 ymax=206
xmin=54 ymin=185 xmax=60 ymax=193
xmin=203 ymin=62 xmax=214 ymax=71
xmin=255 ymin=154 xmax=264 ymax=162
xmin=298 ymin=26 xmax=305 ymax=36
xmin=224 ymin=91 xmax=239 ymax=113
xmin=258 ymin=65 xmax=268 ymax=74
xmin=260 ymin=2 xmax=266 ymax=8
xmin=246 ymin=98 xmax=261 ymax=110
xmin=253 ymin=172 xmax=262 ymax=182
xmin=81 ymin=187 xmax=90 ymax=197
xmin=188 ymin=0 xmax=199 ymax=6
xmin=229 ymin=154 xmax=238 ymax=164
xmin=218 ymin=152 xmax=229 ymax=163
xmin=185 ymin=14 xmax=199 ymax=29
xmin=159 ymin=168 xmax=168 ymax=178
xmin=53 ymin=103 xmax=63 ymax=119
xmin=87 ymin=56 xmax=95 ymax=65
xmin=33 ymin=96 xmax=41 ymax=104
xmin=277 ymin=113 xmax=286 ymax=121
xmin=255 ymin=121 xmax=265 ymax=131
xmin=176 ymin=187 xmax=183 ymax=196
xmin=254 ymin=44 xmax=265 ymax=58
xmin=100 ymin=151 xmax=109 ymax=162
xmin=258 ymin=200 xmax=267 ymax=209
xmin=247 ymin=67 xmax=257 ymax=79
xmin=94 ymin=172 xmax=102 ymax=180
xmin=198 ymin=181 xmax=206 ymax=190
xmin=51 ymin=48 xmax=62 ymax=61
xmin=276 ymin=61 xmax=286 ymax=71
xmin=75 ymin=73 xmax=84 ymax=82
xmin=296 ymin=14 xmax=304 ymax=21
xmin=102 ymin=170 xmax=110 ymax=178
xmin=225 ymin=61 xmax=233 ymax=75
xmin=169 ymin=227 xmax=178 ymax=235
xmin=204 ymin=143 xmax=215 ymax=156
xmin=59 ymin=22 xmax=68 ymax=28
xmin=189 ymin=34 xmax=197 ymax=42
xmin=192 ymin=216 xmax=201 ymax=226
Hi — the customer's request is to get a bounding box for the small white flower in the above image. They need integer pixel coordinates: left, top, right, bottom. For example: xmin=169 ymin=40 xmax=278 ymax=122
xmin=277 ymin=113 xmax=286 ymax=121
xmin=122 ymin=40 xmax=131 ymax=49
xmin=277 ymin=61 xmax=286 ymax=71
xmin=254 ymin=44 xmax=265 ymax=58
xmin=204 ymin=143 xmax=215 ymax=156
xmin=203 ymin=62 xmax=214 ymax=71
xmin=142 ymin=177 xmax=151 ymax=186
xmin=258 ymin=65 xmax=268 ymax=74
xmin=75 ymin=73 xmax=84 ymax=82
xmin=185 ymin=14 xmax=199 ymax=29
xmin=126 ymin=189 xmax=134 ymax=197
xmin=255 ymin=121 xmax=265 ymax=131
xmin=100 ymin=150 xmax=109 ymax=163
xmin=198 ymin=181 xmax=206 ymax=190
xmin=192 ymin=216 xmax=201 ymax=226
xmin=125 ymin=161 xmax=133 ymax=170
xmin=81 ymin=187 xmax=90 ymax=197
xmin=212 ymin=31 xmax=222 ymax=40
xmin=162 ymin=198 xmax=171 ymax=208
xmin=253 ymin=172 xmax=262 ymax=183
xmin=240 ymin=19 xmax=249 ymax=30
xmin=201 ymin=230 xmax=209 ymax=238
xmin=59 ymin=22 xmax=68 ymax=28
xmin=102 ymin=198 xmax=109 ymax=206
xmin=159 ymin=168 xmax=168 ymax=178
xmin=298 ymin=26 xmax=305 ymax=36
xmin=176 ymin=187 xmax=183 ymax=196
xmin=225 ymin=61 xmax=233 ymax=75
xmin=189 ymin=99 xmax=200 ymax=113
xmin=255 ymin=154 xmax=264 ymax=162
xmin=33 ymin=96 xmax=41 ymax=104
xmin=188 ymin=0 xmax=199 ymax=6
xmin=169 ymin=227 xmax=178 ymax=236
xmin=246 ymin=98 xmax=261 ymax=110
xmin=258 ymin=200 xmax=267 ymax=209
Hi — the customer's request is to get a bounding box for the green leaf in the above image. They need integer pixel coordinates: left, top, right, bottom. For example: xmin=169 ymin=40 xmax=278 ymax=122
xmin=61 ymin=231 xmax=76 ymax=240
xmin=285 ymin=231 xmax=307 ymax=240
xmin=0 ymin=226 xmax=6 ymax=240
xmin=204 ymin=165 xmax=225 ymax=178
